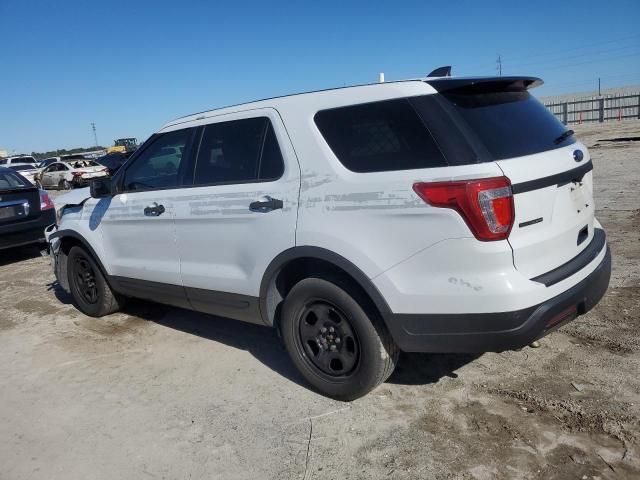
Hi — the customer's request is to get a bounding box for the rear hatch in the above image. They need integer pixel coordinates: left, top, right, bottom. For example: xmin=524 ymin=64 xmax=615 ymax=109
xmin=0 ymin=171 xmax=42 ymax=225
xmin=424 ymin=77 xmax=597 ymax=279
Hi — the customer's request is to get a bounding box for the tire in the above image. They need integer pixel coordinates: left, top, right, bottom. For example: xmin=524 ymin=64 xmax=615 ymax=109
xmin=281 ymin=277 xmax=399 ymax=401
xmin=67 ymin=246 xmax=123 ymax=317
xmin=59 ymin=179 xmax=72 ymax=190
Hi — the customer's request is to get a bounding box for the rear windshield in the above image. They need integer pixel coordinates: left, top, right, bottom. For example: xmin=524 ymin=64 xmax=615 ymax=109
xmin=9 ymin=164 xmax=35 ymax=171
xmin=12 ymin=157 xmax=36 ymax=164
xmin=0 ymin=171 xmax=29 ymax=189
xmin=439 ymin=90 xmax=575 ymax=160
xmin=65 ymin=160 xmax=99 ymax=168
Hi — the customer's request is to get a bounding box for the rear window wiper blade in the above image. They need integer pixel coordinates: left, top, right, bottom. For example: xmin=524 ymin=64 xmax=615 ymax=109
xmin=553 ymin=129 xmax=574 ymax=144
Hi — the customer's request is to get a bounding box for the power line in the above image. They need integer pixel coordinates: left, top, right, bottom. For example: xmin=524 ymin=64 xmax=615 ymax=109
xmin=504 ymin=43 xmax=640 ymax=70
xmin=520 ymin=51 xmax=640 ymax=73
xmin=462 ymin=32 xmax=640 ymax=71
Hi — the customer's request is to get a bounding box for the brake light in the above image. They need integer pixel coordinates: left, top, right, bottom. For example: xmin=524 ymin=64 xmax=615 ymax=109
xmin=413 ymin=176 xmax=514 ymax=241
xmin=39 ymin=190 xmax=55 ymax=211
xmin=72 ymin=171 xmax=84 ymax=177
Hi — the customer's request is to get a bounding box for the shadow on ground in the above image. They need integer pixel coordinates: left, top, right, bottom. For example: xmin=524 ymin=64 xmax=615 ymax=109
xmin=127 ymin=298 xmax=480 ymax=392
xmin=388 ymin=352 xmax=480 ymax=385
xmin=0 ymin=244 xmax=44 ymax=267
xmin=45 ymin=280 xmax=482 ymax=393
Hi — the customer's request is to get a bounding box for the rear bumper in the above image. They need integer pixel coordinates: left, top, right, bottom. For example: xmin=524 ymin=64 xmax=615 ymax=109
xmin=385 ymin=245 xmax=611 ymax=353
xmin=0 ymin=210 xmax=56 ymax=250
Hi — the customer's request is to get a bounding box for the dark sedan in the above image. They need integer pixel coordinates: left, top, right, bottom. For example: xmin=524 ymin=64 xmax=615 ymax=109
xmin=95 ymin=152 xmax=132 ymax=175
xmin=0 ymin=167 xmax=56 ymax=250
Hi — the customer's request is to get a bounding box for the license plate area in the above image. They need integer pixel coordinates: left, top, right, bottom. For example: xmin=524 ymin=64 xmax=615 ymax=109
xmin=0 ymin=200 xmax=30 ymax=221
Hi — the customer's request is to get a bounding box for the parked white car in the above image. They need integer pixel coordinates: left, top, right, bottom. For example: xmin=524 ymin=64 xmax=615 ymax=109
xmin=0 ymin=155 xmax=38 ymax=166
xmin=7 ymin=164 xmax=40 ymax=185
xmin=36 ymin=160 xmax=108 ymax=190
xmin=46 ymin=75 xmax=611 ymax=400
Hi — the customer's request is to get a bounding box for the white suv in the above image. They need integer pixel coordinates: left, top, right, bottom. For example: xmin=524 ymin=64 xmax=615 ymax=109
xmin=46 ymin=76 xmax=611 ymax=400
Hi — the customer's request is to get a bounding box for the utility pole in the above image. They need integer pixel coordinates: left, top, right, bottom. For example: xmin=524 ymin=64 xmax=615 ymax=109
xmin=598 ymin=77 xmax=601 ymax=96
xmin=497 ymin=55 xmax=502 ymax=77
xmin=91 ymin=122 xmax=98 ymax=147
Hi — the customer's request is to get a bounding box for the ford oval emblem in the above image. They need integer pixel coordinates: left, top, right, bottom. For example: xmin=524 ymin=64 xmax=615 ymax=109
xmin=573 ymin=149 xmax=584 ymax=162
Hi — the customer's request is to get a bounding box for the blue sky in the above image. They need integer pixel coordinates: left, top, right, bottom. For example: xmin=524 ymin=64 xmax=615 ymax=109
xmin=1 ymin=0 xmax=639 ymax=154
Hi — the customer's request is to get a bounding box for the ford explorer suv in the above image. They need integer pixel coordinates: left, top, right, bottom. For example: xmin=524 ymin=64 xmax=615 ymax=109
xmin=46 ymin=76 xmax=611 ymax=400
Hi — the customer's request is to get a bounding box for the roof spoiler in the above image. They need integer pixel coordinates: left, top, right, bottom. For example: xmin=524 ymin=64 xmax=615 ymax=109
xmin=426 ymin=76 xmax=543 ymax=93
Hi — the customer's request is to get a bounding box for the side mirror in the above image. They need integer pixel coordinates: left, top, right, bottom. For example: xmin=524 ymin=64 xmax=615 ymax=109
xmin=90 ymin=177 xmax=114 ymax=198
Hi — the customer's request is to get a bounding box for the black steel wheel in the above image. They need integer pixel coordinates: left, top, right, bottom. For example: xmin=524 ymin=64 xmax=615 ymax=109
xmin=67 ymin=246 xmax=123 ymax=317
xmin=297 ymin=301 xmax=360 ymax=377
xmin=72 ymin=255 xmax=99 ymax=304
xmin=281 ymin=277 xmax=399 ymax=401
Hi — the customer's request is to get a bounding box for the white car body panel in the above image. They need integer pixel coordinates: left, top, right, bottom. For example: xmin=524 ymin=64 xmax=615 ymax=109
xmin=496 ymin=141 xmax=595 ymax=278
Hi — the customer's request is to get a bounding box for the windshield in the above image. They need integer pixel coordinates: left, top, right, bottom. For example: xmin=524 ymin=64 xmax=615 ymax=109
xmin=9 ymin=165 xmax=36 ymax=171
xmin=12 ymin=157 xmax=36 ymax=164
xmin=439 ymin=90 xmax=575 ymax=160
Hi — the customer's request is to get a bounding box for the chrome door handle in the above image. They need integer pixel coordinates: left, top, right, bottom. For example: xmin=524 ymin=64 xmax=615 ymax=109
xmin=144 ymin=202 xmax=165 ymax=216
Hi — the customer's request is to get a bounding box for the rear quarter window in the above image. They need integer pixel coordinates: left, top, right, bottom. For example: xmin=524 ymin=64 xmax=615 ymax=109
xmin=314 ymin=99 xmax=446 ymax=173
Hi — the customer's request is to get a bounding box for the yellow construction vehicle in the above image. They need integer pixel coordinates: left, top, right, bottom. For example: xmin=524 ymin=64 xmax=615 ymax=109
xmin=107 ymin=138 xmax=138 ymax=154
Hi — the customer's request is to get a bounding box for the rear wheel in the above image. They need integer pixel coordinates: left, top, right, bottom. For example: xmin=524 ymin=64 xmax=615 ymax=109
xmin=281 ymin=277 xmax=398 ymax=401
xmin=59 ymin=179 xmax=72 ymax=190
xmin=67 ymin=246 xmax=123 ymax=317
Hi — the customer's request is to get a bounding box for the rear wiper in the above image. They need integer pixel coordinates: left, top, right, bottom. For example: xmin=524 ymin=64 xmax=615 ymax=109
xmin=553 ymin=129 xmax=574 ymax=144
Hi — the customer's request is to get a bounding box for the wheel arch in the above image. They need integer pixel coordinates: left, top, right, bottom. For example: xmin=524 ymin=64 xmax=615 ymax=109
xmin=49 ymin=229 xmax=112 ymax=293
xmin=259 ymin=246 xmax=392 ymax=329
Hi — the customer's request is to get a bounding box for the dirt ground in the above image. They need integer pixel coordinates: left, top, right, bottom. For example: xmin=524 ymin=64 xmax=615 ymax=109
xmin=1 ymin=121 xmax=639 ymax=480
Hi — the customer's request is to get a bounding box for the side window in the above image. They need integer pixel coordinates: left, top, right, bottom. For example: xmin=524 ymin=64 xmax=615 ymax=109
xmin=314 ymin=99 xmax=447 ymax=173
xmin=123 ymin=128 xmax=191 ymax=191
xmin=259 ymin=122 xmax=285 ymax=180
xmin=45 ymin=164 xmax=57 ymax=173
xmin=0 ymin=159 xmax=6 ymax=165
xmin=193 ymin=117 xmax=284 ymax=186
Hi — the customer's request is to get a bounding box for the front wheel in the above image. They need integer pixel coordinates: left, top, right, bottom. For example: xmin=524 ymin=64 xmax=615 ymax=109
xmin=281 ymin=277 xmax=399 ymax=401
xmin=67 ymin=246 xmax=124 ymax=317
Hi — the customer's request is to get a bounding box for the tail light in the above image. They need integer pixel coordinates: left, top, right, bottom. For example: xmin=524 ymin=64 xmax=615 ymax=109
xmin=39 ymin=190 xmax=55 ymax=211
xmin=72 ymin=171 xmax=84 ymax=177
xmin=413 ymin=176 xmax=514 ymax=241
